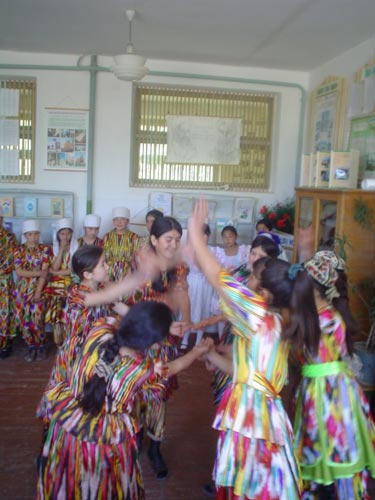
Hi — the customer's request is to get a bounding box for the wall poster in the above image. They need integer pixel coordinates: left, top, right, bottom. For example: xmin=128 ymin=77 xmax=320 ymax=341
xmin=308 ymin=76 xmax=347 ymax=153
xmin=45 ymin=108 xmax=88 ymax=171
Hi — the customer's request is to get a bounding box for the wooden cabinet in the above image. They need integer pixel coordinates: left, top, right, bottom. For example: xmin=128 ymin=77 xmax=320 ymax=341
xmin=293 ymin=187 xmax=375 ymax=335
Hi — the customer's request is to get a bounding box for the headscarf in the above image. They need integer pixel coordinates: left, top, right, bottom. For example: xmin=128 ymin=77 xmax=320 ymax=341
xmin=304 ymin=251 xmax=344 ymax=301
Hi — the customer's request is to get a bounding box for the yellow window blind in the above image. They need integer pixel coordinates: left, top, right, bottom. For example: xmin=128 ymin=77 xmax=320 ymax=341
xmin=0 ymin=78 xmax=36 ymax=183
xmin=131 ymin=84 xmax=275 ymax=191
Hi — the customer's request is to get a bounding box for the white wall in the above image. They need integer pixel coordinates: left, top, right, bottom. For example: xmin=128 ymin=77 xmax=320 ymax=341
xmin=0 ymin=51 xmax=309 ymax=236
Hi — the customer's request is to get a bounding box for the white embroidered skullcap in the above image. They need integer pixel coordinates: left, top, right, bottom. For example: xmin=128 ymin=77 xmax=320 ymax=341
xmin=112 ymin=207 xmax=130 ymax=219
xmin=84 ymin=213 xmax=101 ymax=228
xmin=22 ymin=219 xmax=40 ymax=234
xmin=55 ymin=218 xmax=74 ymax=233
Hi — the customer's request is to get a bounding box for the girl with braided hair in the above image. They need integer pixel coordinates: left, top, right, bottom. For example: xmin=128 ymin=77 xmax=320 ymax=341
xmin=293 ymin=251 xmax=375 ymax=500
xmin=186 ymin=198 xmax=323 ymax=500
xmin=37 ymin=301 xmax=175 ymax=500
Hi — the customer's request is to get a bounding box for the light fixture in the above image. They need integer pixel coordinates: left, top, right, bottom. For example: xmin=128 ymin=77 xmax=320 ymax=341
xmin=111 ymin=9 xmax=149 ymax=81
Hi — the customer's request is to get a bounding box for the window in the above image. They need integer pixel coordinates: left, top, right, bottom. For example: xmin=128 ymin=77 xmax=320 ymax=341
xmin=131 ymin=84 xmax=275 ymax=191
xmin=0 ymin=78 xmax=36 ymax=183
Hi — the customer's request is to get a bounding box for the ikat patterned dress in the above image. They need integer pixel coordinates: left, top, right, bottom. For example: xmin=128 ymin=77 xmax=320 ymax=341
xmin=0 ymin=226 xmax=16 ymax=349
xmin=13 ymin=243 xmax=52 ymax=347
xmin=37 ymin=320 xmax=157 ymax=499
xmin=293 ymin=304 xmax=375 ymax=500
xmin=44 ymin=250 xmax=73 ymax=326
xmin=128 ymin=265 xmax=188 ymax=439
xmin=213 ymin=270 xmax=301 ymax=500
xmin=103 ymin=229 xmax=141 ymax=281
xmin=37 ymin=283 xmax=111 ymax=420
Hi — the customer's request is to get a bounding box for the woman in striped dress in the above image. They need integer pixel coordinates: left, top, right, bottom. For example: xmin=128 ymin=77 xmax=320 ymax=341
xmin=37 ymin=301 xmax=174 ymax=500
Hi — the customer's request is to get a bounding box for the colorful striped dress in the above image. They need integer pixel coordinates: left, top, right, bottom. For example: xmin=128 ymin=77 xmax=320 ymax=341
xmin=13 ymin=243 xmax=52 ymax=347
xmin=103 ymin=229 xmax=141 ymax=281
xmin=0 ymin=227 xmax=16 ymax=349
xmin=37 ymin=283 xmax=111 ymax=420
xmin=293 ymin=304 xmax=375 ymax=500
xmin=213 ymin=270 xmax=301 ymax=500
xmin=37 ymin=320 xmax=157 ymax=500
xmin=128 ymin=265 xmax=188 ymax=439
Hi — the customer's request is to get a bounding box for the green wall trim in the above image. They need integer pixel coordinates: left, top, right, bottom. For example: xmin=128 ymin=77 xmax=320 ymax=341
xmin=0 ymin=61 xmax=306 ymax=195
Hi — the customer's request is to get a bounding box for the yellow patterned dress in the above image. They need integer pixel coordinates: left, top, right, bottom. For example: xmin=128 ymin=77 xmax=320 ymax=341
xmin=103 ymin=229 xmax=141 ymax=281
xmin=37 ymin=319 xmax=158 ymax=500
xmin=213 ymin=270 xmax=301 ymax=500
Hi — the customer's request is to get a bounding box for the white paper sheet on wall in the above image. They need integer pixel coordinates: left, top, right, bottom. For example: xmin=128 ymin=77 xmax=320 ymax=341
xmin=0 ymin=119 xmax=19 ymax=146
xmin=0 ymin=88 xmax=19 ymax=117
xmin=166 ymin=115 xmax=241 ymax=165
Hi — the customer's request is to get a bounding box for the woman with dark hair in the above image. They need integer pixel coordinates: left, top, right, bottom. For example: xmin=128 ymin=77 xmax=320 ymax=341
xmin=129 ymin=215 xmax=190 ymax=478
xmin=37 ymin=301 xmax=174 ymax=500
xmin=84 ymin=215 xmax=190 ymax=479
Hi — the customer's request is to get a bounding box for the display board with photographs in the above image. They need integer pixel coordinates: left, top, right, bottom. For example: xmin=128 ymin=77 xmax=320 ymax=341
xmin=46 ymin=108 xmax=88 ymax=171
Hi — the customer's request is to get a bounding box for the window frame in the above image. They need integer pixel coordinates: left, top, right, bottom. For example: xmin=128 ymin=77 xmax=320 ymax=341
xmin=130 ymin=83 xmax=277 ymax=192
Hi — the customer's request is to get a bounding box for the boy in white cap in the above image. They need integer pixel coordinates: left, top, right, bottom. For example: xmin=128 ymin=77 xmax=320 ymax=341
xmin=13 ymin=220 xmax=52 ymax=362
xmin=77 ymin=213 xmax=103 ymax=248
xmin=44 ymin=218 xmax=78 ymax=346
xmin=0 ymin=207 xmax=17 ymax=358
xmin=103 ymin=207 xmax=141 ymax=282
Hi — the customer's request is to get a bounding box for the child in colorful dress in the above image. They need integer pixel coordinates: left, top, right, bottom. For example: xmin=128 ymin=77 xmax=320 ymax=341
xmin=77 ymin=213 xmax=103 ymax=248
xmin=0 ymin=208 xmax=17 ymax=358
xmin=103 ymin=206 xmax=141 ymax=281
xmin=44 ymin=218 xmax=78 ymax=346
xmin=186 ymin=199 xmax=315 ymax=500
xmin=294 ymin=250 xmax=375 ymax=500
xmin=36 ymin=301 xmax=175 ymax=500
xmin=13 ymin=220 xmax=52 ymax=362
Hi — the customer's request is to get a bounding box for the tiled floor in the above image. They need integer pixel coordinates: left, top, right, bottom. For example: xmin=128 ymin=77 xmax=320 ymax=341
xmin=0 ymin=336 xmax=374 ymax=499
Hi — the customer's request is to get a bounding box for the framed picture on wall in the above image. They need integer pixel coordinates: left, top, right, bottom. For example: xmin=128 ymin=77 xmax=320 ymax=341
xmin=308 ymin=76 xmax=347 ymax=153
xmin=50 ymin=197 xmax=64 ymax=217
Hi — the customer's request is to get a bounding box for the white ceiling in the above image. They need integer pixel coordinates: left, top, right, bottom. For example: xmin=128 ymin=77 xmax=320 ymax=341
xmin=1 ymin=0 xmax=375 ymax=71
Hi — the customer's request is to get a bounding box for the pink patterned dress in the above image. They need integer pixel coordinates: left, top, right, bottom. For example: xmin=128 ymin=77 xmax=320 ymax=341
xmin=213 ymin=270 xmax=301 ymax=500
xmin=293 ymin=304 xmax=375 ymax=500
xmin=37 ymin=319 xmax=157 ymax=499
xmin=13 ymin=243 xmax=52 ymax=347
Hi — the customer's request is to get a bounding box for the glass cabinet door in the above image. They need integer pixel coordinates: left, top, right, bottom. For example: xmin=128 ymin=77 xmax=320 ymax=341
xmin=296 ymin=197 xmax=314 ymax=262
xmin=318 ymin=199 xmax=337 ymax=250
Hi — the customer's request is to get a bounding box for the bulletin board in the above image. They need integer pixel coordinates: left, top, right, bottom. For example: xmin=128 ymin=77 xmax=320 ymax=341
xmin=0 ymin=188 xmax=74 ymax=243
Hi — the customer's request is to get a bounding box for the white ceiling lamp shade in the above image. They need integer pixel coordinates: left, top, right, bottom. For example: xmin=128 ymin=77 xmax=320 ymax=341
xmin=111 ymin=9 xmax=149 ymax=81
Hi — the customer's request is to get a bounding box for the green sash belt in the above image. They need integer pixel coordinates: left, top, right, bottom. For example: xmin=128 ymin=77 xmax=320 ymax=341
xmin=302 ymin=361 xmax=347 ymax=377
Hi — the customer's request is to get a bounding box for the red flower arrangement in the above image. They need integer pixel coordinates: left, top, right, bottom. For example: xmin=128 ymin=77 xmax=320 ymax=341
xmin=259 ymin=198 xmax=295 ymax=235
